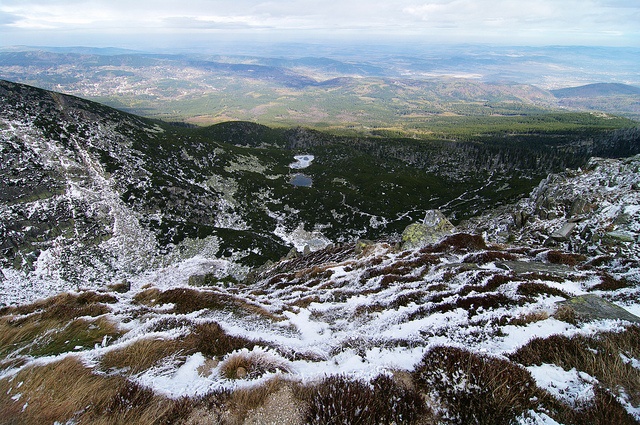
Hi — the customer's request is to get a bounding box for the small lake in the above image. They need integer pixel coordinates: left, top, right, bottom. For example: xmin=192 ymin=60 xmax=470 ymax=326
xmin=290 ymin=173 xmax=313 ymax=187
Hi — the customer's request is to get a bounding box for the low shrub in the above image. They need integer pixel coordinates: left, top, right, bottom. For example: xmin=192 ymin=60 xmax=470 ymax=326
xmin=305 ymin=374 xmax=427 ymax=425
xmin=427 ymin=233 xmax=488 ymax=254
xmin=591 ymin=273 xmax=631 ymax=291
xmin=464 ymin=251 xmax=518 ymax=264
xmin=184 ymin=321 xmax=258 ymax=358
xmin=516 ymin=282 xmax=570 ymax=299
xmin=509 ymin=327 xmax=640 ymax=406
xmin=413 ymin=346 xmax=539 ymax=425
xmin=546 ymin=251 xmax=586 ymax=267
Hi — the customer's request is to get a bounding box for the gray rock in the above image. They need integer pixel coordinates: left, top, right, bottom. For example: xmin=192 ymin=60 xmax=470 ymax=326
xmin=512 ymin=211 xmax=530 ymax=228
xmin=604 ymin=231 xmax=635 ymax=243
xmin=497 ymin=260 xmax=576 ymax=278
xmin=551 ymin=222 xmax=577 ymax=241
xmin=554 ymin=294 xmax=640 ymax=324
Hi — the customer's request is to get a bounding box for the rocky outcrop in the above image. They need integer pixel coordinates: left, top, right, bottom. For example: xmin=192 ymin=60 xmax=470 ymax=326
xmin=555 ymin=294 xmax=640 ymax=324
xmin=401 ymin=210 xmax=455 ymax=250
xmin=460 ymin=155 xmax=640 ymax=263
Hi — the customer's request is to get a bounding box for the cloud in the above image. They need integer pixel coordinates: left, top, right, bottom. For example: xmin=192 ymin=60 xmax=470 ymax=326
xmin=0 ymin=0 xmax=638 ymax=46
xmin=0 ymin=11 xmax=20 ymax=26
xmin=162 ymin=16 xmax=273 ymax=30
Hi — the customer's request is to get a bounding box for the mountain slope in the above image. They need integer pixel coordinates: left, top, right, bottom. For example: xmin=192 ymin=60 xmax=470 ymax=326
xmin=2 ymin=79 xmax=640 ymax=300
xmin=0 ymin=154 xmax=639 ymax=424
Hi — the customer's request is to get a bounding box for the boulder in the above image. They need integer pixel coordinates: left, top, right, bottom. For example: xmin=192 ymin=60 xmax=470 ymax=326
xmin=401 ymin=210 xmax=455 ymax=250
xmin=550 ymin=222 xmax=576 ymax=241
xmin=554 ymin=294 xmax=640 ymax=324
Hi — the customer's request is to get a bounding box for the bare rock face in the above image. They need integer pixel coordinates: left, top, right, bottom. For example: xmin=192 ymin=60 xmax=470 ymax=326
xmin=555 ymin=294 xmax=640 ymax=324
xmin=401 ymin=210 xmax=455 ymax=250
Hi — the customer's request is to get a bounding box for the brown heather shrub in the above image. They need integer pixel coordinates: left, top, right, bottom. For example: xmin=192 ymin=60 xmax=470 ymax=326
xmin=413 ymin=346 xmax=539 ymax=425
xmin=435 ymin=293 xmax=520 ymax=317
xmin=183 ymin=321 xmax=258 ymax=358
xmin=305 ymin=374 xmax=428 ymax=425
xmin=516 ymin=282 xmax=570 ymax=299
xmin=591 ymin=273 xmax=631 ymax=291
xmin=427 ymin=233 xmax=488 ymax=254
xmin=463 ymin=251 xmax=518 ymax=264
xmin=509 ymin=327 xmax=640 ymax=406
xmin=546 ymin=250 xmax=587 ymax=267
xmin=379 ymin=274 xmax=421 ymax=288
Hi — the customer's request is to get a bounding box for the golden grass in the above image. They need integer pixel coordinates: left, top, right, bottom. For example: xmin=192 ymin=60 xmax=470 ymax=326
xmin=0 ymin=315 xmax=120 ymax=359
xmin=133 ymin=287 xmax=281 ymax=321
xmin=0 ymin=356 xmax=192 ymax=425
xmin=100 ymin=337 xmax=183 ymax=375
xmin=5 ymin=291 xmax=116 ymax=322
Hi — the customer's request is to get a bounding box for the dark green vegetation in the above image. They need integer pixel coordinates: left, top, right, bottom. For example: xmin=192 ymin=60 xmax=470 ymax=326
xmin=2 ymin=79 xmax=639 ymax=276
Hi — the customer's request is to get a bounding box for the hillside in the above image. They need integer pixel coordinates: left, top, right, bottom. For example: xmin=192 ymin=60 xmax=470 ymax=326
xmin=1 ymin=154 xmax=639 ymax=423
xmin=3 ymin=79 xmax=639 ymax=297
xmin=552 ymin=83 xmax=640 ymax=98
xmin=1 ymin=80 xmax=640 ymax=423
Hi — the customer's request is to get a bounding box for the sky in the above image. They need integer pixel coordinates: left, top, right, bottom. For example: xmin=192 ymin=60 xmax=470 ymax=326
xmin=0 ymin=0 xmax=639 ymax=49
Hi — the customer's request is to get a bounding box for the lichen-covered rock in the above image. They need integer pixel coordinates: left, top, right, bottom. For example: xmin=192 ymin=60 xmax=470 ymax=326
xmin=401 ymin=210 xmax=455 ymax=250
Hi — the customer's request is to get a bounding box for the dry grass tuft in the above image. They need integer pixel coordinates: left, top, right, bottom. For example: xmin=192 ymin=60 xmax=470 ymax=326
xmin=414 ymin=346 xmax=539 ymax=425
xmin=100 ymin=337 xmax=182 ymax=374
xmin=0 ymin=356 xmax=190 ymax=425
xmin=133 ymin=287 xmax=279 ymax=320
xmin=0 ymin=315 xmax=120 ymax=359
xmin=510 ymin=326 xmax=640 ymax=406
xmin=4 ymin=291 xmax=116 ymax=324
xmin=304 ymin=374 xmax=428 ymax=425
xmin=505 ymin=310 xmax=550 ymax=326
xmin=219 ymin=349 xmax=290 ymax=380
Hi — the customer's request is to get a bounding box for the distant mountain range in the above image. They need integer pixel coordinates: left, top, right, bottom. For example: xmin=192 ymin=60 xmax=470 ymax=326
xmin=552 ymin=83 xmax=640 ymax=98
xmin=1 ymin=45 xmax=640 ymax=128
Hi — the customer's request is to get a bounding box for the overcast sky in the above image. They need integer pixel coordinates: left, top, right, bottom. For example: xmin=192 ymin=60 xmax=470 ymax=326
xmin=1 ymin=0 xmax=639 ymax=49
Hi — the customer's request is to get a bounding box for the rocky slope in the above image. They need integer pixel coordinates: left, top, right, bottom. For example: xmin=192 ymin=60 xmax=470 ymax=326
xmin=0 ymin=153 xmax=639 ymax=423
xmin=2 ymin=79 xmax=640 ymax=301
